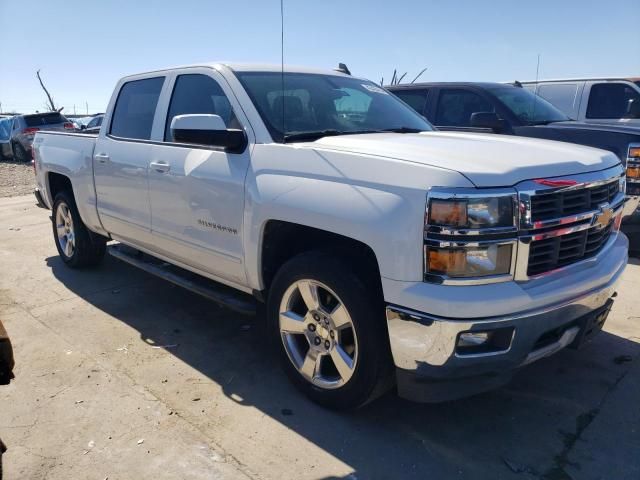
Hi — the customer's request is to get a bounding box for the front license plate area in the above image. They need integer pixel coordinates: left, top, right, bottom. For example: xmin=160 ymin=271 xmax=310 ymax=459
xmin=569 ymin=299 xmax=613 ymax=349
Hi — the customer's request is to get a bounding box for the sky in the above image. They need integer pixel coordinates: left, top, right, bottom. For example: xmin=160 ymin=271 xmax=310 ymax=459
xmin=1 ymin=0 xmax=639 ymax=114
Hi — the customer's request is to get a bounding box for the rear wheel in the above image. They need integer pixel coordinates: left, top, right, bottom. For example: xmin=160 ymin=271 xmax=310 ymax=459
xmin=12 ymin=142 xmax=28 ymax=162
xmin=52 ymin=191 xmax=106 ymax=268
xmin=268 ymin=251 xmax=392 ymax=409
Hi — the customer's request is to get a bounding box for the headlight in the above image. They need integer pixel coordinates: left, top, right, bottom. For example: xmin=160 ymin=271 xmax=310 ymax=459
xmin=424 ymin=189 xmax=517 ymax=283
xmin=428 ymin=196 xmax=514 ymax=229
xmin=426 ymin=244 xmax=513 ymax=278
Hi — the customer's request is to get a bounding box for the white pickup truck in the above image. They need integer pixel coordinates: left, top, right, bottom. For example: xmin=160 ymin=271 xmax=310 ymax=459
xmin=33 ymin=63 xmax=629 ymax=409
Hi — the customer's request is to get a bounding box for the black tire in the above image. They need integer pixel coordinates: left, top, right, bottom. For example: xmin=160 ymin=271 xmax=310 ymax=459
xmin=267 ymin=251 xmax=393 ymax=410
xmin=12 ymin=142 xmax=28 ymax=162
xmin=0 ymin=438 xmax=5 ymax=480
xmin=52 ymin=191 xmax=106 ymax=268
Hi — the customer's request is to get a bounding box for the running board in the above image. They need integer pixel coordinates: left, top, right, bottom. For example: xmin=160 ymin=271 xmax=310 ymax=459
xmin=108 ymin=244 xmax=257 ymax=316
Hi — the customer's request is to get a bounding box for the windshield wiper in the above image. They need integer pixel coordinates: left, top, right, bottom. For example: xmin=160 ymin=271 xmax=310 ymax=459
xmin=381 ymin=126 xmax=426 ymax=133
xmin=283 ymin=129 xmax=342 ymax=143
xmin=283 ymin=129 xmax=389 ymax=143
xmin=528 ymin=119 xmax=571 ymax=126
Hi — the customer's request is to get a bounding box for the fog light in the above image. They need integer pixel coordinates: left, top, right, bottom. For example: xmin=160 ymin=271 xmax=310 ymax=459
xmin=458 ymin=332 xmax=490 ymax=347
xmin=455 ymin=327 xmax=514 ymax=356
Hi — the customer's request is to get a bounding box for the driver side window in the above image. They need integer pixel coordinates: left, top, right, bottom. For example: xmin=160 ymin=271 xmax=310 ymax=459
xmin=435 ymin=89 xmax=494 ymax=127
xmin=165 ymin=74 xmax=240 ymax=142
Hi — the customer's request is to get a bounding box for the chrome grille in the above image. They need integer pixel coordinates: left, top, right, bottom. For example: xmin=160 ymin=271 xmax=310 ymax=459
xmin=530 ymin=180 xmax=619 ymax=222
xmin=527 ymin=221 xmax=613 ymax=276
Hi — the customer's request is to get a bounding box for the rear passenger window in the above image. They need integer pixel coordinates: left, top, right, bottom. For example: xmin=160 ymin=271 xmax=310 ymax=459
xmin=587 ymin=83 xmax=640 ymax=119
xmin=537 ymin=84 xmax=579 ymax=118
xmin=164 ymin=74 xmax=239 ymax=142
xmin=393 ymin=90 xmax=429 ymax=115
xmin=435 ymin=89 xmax=494 ymax=127
xmin=110 ymin=77 xmax=165 ymax=140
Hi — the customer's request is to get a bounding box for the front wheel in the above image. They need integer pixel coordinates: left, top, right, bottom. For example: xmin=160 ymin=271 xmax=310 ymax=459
xmin=267 ymin=251 xmax=392 ymax=409
xmin=52 ymin=191 xmax=106 ymax=268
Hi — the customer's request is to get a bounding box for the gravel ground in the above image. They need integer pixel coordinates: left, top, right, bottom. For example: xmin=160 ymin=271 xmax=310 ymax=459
xmin=0 ymin=161 xmax=34 ymax=198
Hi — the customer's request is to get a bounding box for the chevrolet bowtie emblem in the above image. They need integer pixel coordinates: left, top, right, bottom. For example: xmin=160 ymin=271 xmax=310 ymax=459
xmin=592 ymin=204 xmax=613 ymax=229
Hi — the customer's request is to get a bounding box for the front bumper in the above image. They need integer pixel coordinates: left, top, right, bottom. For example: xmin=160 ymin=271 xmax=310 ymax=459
xmin=385 ymin=233 xmax=628 ymax=402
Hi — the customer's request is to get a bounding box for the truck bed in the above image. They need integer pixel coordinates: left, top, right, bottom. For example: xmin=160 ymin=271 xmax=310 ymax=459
xmin=33 ymin=130 xmax=102 ymax=233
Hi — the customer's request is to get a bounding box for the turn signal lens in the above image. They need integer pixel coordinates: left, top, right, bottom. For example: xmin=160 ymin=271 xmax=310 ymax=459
xmin=627 ymin=165 xmax=640 ymax=179
xmin=429 ymin=199 xmax=467 ymax=226
xmin=426 ymin=244 xmax=512 ymax=278
xmin=428 ymin=196 xmax=514 ymax=229
xmin=628 ymin=146 xmax=640 ymax=158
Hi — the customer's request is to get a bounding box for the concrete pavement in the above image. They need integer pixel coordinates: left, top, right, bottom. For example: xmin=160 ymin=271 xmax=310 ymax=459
xmin=0 ymin=194 xmax=638 ymax=480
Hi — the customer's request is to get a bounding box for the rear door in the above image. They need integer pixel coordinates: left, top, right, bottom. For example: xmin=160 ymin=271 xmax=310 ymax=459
xmin=146 ymin=69 xmax=252 ymax=285
xmin=93 ymin=75 xmax=166 ymax=244
xmin=391 ymin=88 xmax=430 ymax=118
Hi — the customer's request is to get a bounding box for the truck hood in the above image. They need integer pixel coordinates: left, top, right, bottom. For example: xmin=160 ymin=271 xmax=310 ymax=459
xmin=547 ymin=121 xmax=640 ymax=135
xmin=310 ymin=131 xmax=620 ymax=187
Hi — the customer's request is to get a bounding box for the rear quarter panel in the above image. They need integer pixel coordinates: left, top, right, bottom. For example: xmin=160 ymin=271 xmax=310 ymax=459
xmin=33 ymin=132 xmax=107 ymax=236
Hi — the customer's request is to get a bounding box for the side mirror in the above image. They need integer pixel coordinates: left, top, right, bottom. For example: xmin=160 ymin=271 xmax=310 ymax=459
xmin=170 ymin=114 xmax=247 ymax=153
xmin=627 ymin=98 xmax=640 ymax=119
xmin=470 ymin=112 xmax=504 ymax=132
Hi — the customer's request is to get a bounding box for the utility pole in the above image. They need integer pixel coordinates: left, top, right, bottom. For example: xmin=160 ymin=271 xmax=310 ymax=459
xmin=86 ymin=101 xmax=88 ymax=115
xmin=73 ymin=104 xmax=76 ymax=115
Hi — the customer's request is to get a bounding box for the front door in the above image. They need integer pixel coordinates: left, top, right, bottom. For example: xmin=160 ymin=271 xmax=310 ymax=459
xmin=147 ymin=70 xmax=252 ymax=285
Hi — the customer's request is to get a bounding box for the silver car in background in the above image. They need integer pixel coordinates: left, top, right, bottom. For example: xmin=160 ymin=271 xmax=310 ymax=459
xmin=9 ymin=112 xmax=74 ymax=161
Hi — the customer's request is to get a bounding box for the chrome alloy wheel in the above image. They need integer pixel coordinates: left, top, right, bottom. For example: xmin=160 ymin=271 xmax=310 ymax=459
xmin=279 ymin=280 xmax=359 ymax=389
xmin=55 ymin=202 xmax=75 ymax=258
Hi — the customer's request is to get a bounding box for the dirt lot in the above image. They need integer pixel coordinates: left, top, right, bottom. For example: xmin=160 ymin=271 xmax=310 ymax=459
xmin=0 ymin=194 xmax=639 ymax=480
xmin=0 ymin=161 xmax=34 ymax=198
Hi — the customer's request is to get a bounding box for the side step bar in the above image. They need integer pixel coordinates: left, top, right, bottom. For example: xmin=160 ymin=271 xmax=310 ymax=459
xmin=108 ymin=244 xmax=257 ymax=316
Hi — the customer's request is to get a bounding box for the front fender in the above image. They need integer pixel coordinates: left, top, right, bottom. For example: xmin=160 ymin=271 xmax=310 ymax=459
xmin=243 ymin=144 xmax=472 ymax=289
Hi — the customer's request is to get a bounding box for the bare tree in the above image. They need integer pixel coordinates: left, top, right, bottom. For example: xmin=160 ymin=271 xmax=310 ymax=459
xmin=380 ymin=67 xmax=428 ymax=86
xmin=36 ymin=69 xmax=61 ymax=112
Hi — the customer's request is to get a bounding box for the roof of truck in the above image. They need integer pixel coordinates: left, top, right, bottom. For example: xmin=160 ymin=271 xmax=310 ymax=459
xmin=516 ymin=77 xmax=640 ymax=84
xmin=386 ymin=82 xmax=507 ymax=90
xmin=120 ymin=62 xmax=354 ymax=79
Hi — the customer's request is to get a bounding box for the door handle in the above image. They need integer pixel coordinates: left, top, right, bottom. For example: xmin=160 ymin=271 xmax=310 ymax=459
xmin=150 ymin=161 xmax=171 ymax=173
xmin=94 ymin=153 xmax=110 ymax=164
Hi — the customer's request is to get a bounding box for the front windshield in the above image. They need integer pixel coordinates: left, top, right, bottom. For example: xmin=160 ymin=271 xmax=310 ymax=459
xmin=488 ymin=86 xmax=570 ymax=125
xmin=235 ymin=72 xmax=433 ymax=142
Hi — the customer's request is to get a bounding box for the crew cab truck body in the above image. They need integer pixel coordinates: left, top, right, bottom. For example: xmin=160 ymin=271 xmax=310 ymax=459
xmin=33 ymin=64 xmax=628 ymax=408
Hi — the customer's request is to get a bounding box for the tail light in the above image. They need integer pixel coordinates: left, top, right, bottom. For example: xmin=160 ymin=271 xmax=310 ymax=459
xmin=23 ymin=127 xmax=39 ymax=135
xmin=63 ymin=122 xmax=74 ymax=130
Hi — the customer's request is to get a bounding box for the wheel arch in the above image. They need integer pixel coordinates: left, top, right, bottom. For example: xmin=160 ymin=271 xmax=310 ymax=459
xmin=257 ymin=220 xmax=383 ymax=298
xmin=47 ymin=172 xmax=74 ymax=204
